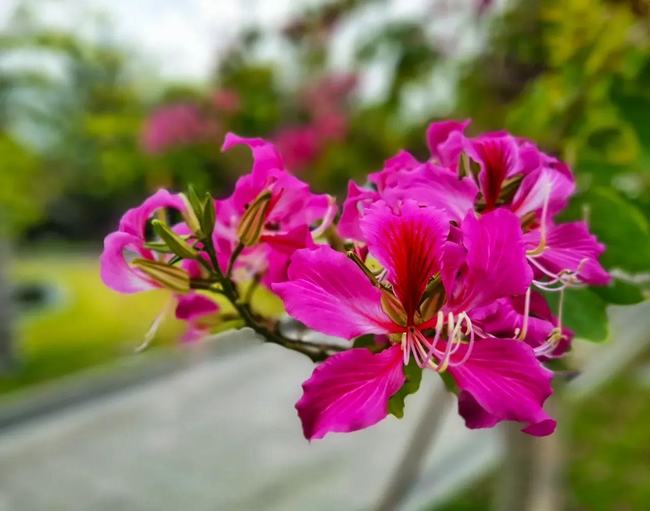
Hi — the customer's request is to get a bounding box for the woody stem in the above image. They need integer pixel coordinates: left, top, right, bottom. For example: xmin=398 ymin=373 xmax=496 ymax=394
xmin=198 ymin=237 xmax=343 ymax=362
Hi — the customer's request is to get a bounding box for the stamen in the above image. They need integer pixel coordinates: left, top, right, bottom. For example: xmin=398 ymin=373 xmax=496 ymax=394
xmin=421 ymin=311 xmax=445 ymax=367
xmin=448 ymin=313 xmax=475 ymax=367
xmin=517 ymin=287 xmax=532 ymax=340
xmin=311 ymin=196 xmax=337 ymax=238
xmin=526 ymin=179 xmax=552 ymax=257
xmin=135 ymin=297 xmax=174 ymax=352
xmin=401 ymin=332 xmax=409 ymax=365
xmin=528 ymin=256 xmax=589 ymax=292
xmin=534 ymin=287 xmax=566 ymax=357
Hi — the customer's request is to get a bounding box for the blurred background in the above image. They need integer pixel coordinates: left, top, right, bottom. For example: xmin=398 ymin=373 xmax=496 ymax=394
xmin=0 ymin=0 xmax=649 ymax=510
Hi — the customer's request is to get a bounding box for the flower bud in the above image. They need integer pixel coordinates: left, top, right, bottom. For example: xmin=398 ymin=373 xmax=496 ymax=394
xmin=201 ymin=193 xmax=216 ymax=238
xmin=381 ymin=290 xmax=407 ymax=327
xmin=151 ymin=219 xmax=198 ymax=259
xmin=237 ymin=190 xmax=273 ymax=246
xmin=419 ymin=276 xmax=445 ymax=323
xmin=132 ymin=258 xmax=190 ymax=292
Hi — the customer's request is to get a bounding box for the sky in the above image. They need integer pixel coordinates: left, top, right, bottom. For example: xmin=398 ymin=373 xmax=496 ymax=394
xmin=1 ymin=0 xmax=312 ymax=80
xmin=0 ymin=0 xmax=492 ymax=83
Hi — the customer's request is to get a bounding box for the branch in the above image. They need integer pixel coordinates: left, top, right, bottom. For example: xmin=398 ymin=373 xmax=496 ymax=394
xmin=198 ymin=237 xmax=343 ymax=362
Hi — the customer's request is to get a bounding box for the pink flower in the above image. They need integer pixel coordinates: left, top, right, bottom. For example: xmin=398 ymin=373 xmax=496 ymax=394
xmin=275 ymin=125 xmax=321 ymax=172
xmin=175 ymin=293 xmax=220 ymax=343
xmin=100 ymin=189 xmax=188 ymax=293
xmin=273 ymin=201 xmax=555 ymax=439
xmin=141 ymin=103 xmax=218 ymax=154
xmin=340 ymin=119 xmax=609 ymax=290
xmin=339 ymin=151 xmax=478 ymax=240
xmin=426 ymin=119 xmax=575 ymax=217
xmin=212 ymin=88 xmax=241 ymax=114
xmin=215 ymin=133 xmax=336 ymax=285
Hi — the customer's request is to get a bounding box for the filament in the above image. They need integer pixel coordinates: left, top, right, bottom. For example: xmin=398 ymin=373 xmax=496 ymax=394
xmin=516 ymin=287 xmax=532 ymax=340
xmin=135 ymin=297 xmax=174 ymax=352
xmin=526 ymin=179 xmax=552 ymax=257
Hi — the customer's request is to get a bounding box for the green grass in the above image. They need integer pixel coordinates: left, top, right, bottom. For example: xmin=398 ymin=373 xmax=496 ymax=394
xmin=1 ymin=253 xmax=185 ymax=393
xmin=1 ymin=252 xmax=284 ymax=394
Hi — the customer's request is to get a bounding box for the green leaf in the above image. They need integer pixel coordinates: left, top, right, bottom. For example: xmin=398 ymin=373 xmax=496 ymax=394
xmin=388 ymin=359 xmax=422 ymax=418
xmin=352 ymin=335 xmax=378 ymax=350
xmin=570 ymin=188 xmax=650 ymax=274
xmin=592 ymin=278 xmax=645 ymax=305
xmin=545 ymin=288 xmax=609 ymax=342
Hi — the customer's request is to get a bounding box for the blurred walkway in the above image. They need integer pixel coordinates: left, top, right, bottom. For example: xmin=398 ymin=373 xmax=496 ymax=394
xmin=0 ymin=331 xmax=499 ymax=511
xmin=1 ymin=301 xmax=648 ymax=511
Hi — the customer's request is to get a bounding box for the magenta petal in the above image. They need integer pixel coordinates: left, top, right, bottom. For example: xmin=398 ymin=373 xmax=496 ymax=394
xmin=367 ymin=150 xmax=421 ymax=191
xmin=296 ymin=345 xmax=405 ymax=440
xmin=511 ymin=167 xmax=575 ymax=219
xmin=448 ymin=339 xmax=556 ymax=436
xmin=100 ymin=232 xmax=158 ymax=293
xmin=467 ymin=135 xmax=521 ymax=210
xmin=118 ymin=189 xmax=186 ymax=238
xmin=175 ymin=293 xmax=219 ymax=321
xmin=260 ymin=226 xmax=316 ymax=286
xmin=525 ymin=222 xmax=610 ymax=285
xmin=445 ymin=209 xmax=533 ymax=312
xmin=360 ymin=200 xmax=450 ymax=319
xmin=338 ymin=181 xmax=380 ymax=240
xmin=382 ymin=163 xmax=478 ymax=222
xmin=426 ymin=119 xmax=470 ymax=165
xmin=221 ymin=132 xmax=284 ymax=176
xmin=272 ymin=246 xmax=394 ymax=339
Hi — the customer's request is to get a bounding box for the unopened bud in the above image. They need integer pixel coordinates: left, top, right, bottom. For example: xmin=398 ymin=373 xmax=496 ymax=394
xmin=132 ymin=258 xmax=190 ymax=292
xmin=419 ymin=276 xmax=445 ymax=323
xmin=458 ymin=152 xmax=481 ymax=180
xmin=152 ymin=219 xmax=198 ymax=259
xmin=237 ymin=190 xmax=273 ymax=246
xmin=381 ymin=290 xmax=407 ymax=327
xmin=201 ymin=193 xmax=216 ymax=238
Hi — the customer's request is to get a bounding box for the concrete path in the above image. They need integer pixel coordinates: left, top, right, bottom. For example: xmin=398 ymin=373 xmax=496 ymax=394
xmin=1 ymin=300 xmax=648 ymax=511
xmin=0 ymin=330 xmax=499 ymax=511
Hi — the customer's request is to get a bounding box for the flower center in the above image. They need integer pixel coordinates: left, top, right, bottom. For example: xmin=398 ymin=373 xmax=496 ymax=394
xmin=401 ymin=311 xmax=475 ymax=372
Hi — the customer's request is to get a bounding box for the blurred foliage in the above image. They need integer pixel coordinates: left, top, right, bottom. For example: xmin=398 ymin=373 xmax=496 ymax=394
xmin=1 ymin=253 xmax=283 ymax=392
xmin=1 ymin=254 xmax=182 ymax=392
xmin=428 ymin=351 xmax=650 ymax=511
xmin=1 ymin=0 xmax=648 ymax=350
xmin=457 ymin=0 xmax=650 ymax=259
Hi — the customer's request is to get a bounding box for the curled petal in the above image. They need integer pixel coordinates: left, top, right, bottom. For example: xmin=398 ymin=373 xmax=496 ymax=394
xmin=448 ymin=339 xmax=556 ymax=436
xmin=338 ymin=181 xmax=380 ymax=240
xmin=511 ymin=167 xmax=575 ymax=219
xmin=272 ymin=246 xmax=394 ymax=339
xmin=223 ymin=133 xmax=336 ymax=236
xmin=222 ymin=132 xmax=284 ymax=178
xmin=426 ymin=119 xmax=470 ymax=166
xmin=118 ymin=189 xmax=186 ymax=238
xmin=100 ymin=232 xmax=158 ymax=293
xmin=175 ymin=293 xmax=220 ymax=344
xmin=296 ymin=345 xmax=405 ymax=440
xmin=525 ymin=222 xmax=610 ymax=286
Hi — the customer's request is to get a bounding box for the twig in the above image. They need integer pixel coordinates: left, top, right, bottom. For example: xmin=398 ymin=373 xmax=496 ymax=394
xmin=199 ymin=236 xmax=343 ymax=362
